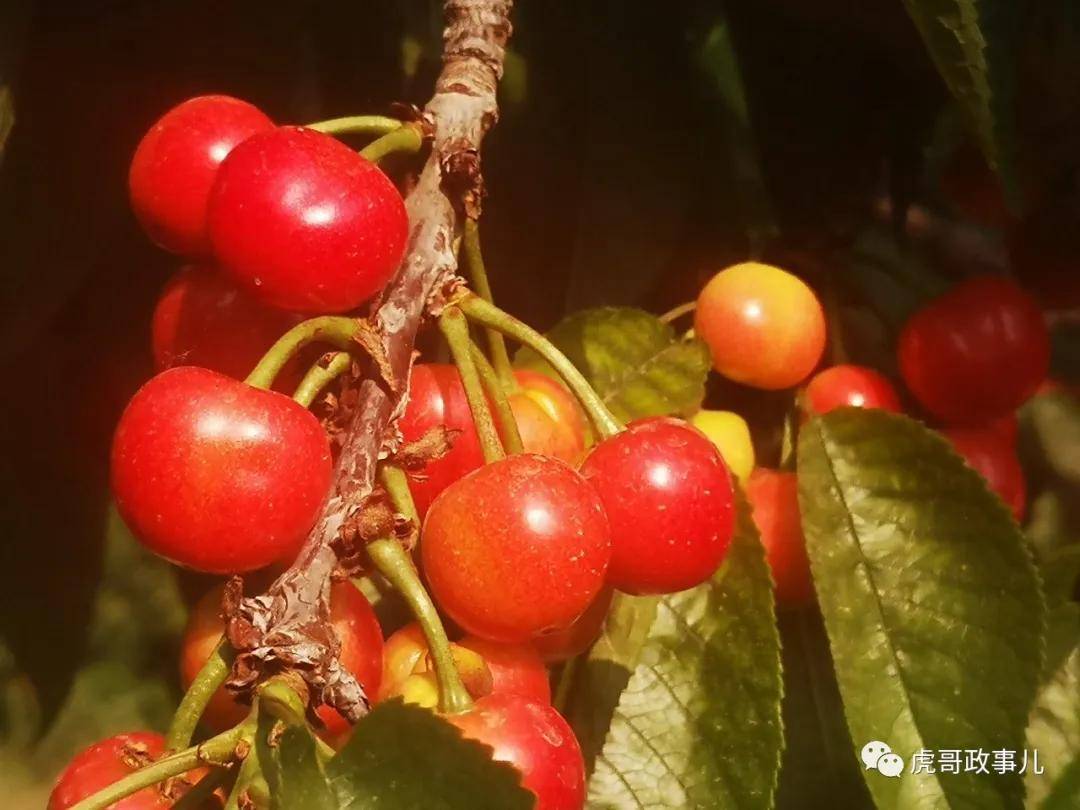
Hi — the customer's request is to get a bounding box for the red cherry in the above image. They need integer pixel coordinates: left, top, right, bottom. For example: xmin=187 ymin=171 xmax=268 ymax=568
xmin=986 ymin=412 xmax=1019 ymax=447
xmin=942 ymin=427 xmax=1027 ymax=521
xmin=803 ymin=365 xmax=901 ymax=415
xmin=111 ymin=367 xmax=333 ymax=573
xmin=508 ymin=391 xmax=581 ymax=464
xmin=151 ymin=264 xmax=304 ymax=381
xmin=400 ymin=364 xmax=486 ymax=516
xmin=181 ymin=582 xmax=383 ymax=737
xmin=898 ymin=276 xmax=1049 ymax=422
xmin=457 ymin=636 xmax=551 ymax=704
xmin=129 ymin=96 xmax=273 ymax=256
xmin=746 ymin=469 xmax=814 ymax=606
xmin=422 ymin=454 xmax=611 ymax=643
xmin=511 ymin=370 xmax=586 ymax=463
xmin=580 ymin=418 xmax=735 ymax=595
xmin=448 ymin=694 xmax=586 ymax=810
xmin=694 ymin=262 xmax=827 ymax=390
xmin=49 ymin=732 xmax=171 ymax=809
xmin=533 ymin=588 xmax=612 ymax=663
xmin=208 ymin=126 xmax=408 ymax=314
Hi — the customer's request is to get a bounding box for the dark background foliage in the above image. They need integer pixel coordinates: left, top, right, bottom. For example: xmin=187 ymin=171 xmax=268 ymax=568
xmin=1 ymin=0 xmax=1077 ymax=805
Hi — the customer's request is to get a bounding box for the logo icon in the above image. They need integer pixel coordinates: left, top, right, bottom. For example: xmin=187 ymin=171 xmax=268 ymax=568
xmin=861 ymin=741 xmax=904 ymax=778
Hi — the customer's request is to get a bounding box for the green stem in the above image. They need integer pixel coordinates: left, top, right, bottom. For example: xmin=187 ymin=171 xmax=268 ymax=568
xmin=359 ymin=123 xmax=424 ymax=163
xmin=367 ymin=538 xmax=472 ymax=714
xmin=70 ymin=727 xmax=244 ymax=810
xmin=471 ymin=342 xmax=523 ymax=455
xmin=245 ymin=316 xmax=359 ymax=390
xmin=457 ymin=295 xmax=622 ymax=439
xmin=379 ymin=464 xmax=419 ymax=524
xmin=462 ymin=219 xmax=515 ymax=389
xmin=306 ymin=115 xmax=402 ymax=136
xmin=658 ymin=300 xmax=696 ymax=325
xmin=439 ymin=306 xmax=505 ymax=464
xmin=256 ymin=678 xmax=337 ymax=761
xmin=553 ymin=656 xmax=579 ymax=714
xmin=293 ymin=351 xmax=352 ymax=408
xmin=172 ymin=766 xmax=233 ymax=810
xmin=166 ymin=640 xmax=234 ymax=751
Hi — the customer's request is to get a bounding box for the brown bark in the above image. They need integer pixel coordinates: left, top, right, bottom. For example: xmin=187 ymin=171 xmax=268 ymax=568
xmin=224 ymin=0 xmax=513 ymax=724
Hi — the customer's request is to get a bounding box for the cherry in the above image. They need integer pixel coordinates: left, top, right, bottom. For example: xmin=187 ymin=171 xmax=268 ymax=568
xmin=151 ymin=264 xmax=304 ymax=382
xmin=129 ymin=95 xmax=273 ymax=257
xmin=380 ymin=623 xmax=550 ymax=704
xmin=49 ymin=732 xmax=172 ymax=809
xmin=690 ymin=409 xmax=755 ymax=482
xmin=455 ymin=637 xmax=551 ymax=704
xmin=400 ymin=364 xmax=486 ymax=516
xmin=421 ymin=454 xmax=611 ymax=643
xmin=533 ymin=588 xmax=612 ymax=663
xmin=111 ymin=366 xmax=333 ymax=573
xmin=511 ymin=370 xmax=587 ymax=463
xmin=580 ymin=418 xmax=735 ymax=595
xmin=746 ymin=469 xmax=814 ymax=606
xmin=694 ymin=262 xmax=826 ymax=390
xmin=448 ymin=694 xmax=586 ymax=810
xmin=508 ymin=391 xmax=580 ymax=463
xmin=942 ymin=426 xmax=1026 ymax=521
xmin=802 ymin=364 xmax=902 ymax=416
xmin=987 ymin=412 xmax=1019 ymax=447
xmin=208 ymin=126 xmax=408 ymax=314
xmin=898 ymin=276 xmax=1049 ymax=423
xmin=380 ymin=623 xmax=430 ymax=702
xmin=181 ymin=581 xmax=383 ymax=737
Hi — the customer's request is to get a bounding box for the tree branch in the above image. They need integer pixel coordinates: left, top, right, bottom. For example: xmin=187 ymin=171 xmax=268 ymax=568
xmin=224 ymin=0 xmax=513 ymax=725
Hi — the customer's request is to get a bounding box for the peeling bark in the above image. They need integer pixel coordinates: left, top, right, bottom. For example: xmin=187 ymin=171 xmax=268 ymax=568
xmin=224 ymin=0 xmax=513 ymax=724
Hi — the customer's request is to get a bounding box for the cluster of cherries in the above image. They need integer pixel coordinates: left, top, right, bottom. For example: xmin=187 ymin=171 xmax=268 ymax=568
xmin=691 ymin=262 xmax=1048 ymax=604
xmin=51 ymin=95 xmax=739 ymax=810
xmin=48 ymin=92 xmax=1050 ymax=809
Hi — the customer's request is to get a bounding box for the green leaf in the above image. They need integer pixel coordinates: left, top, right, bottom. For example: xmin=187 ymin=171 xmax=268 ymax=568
xmin=798 ymin=409 xmax=1045 ymax=810
xmin=327 ymin=701 xmax=533 ymax=810
xmin=1026 ymin=646 xmax=1080 ymax=809
xmin=901 ymin=0 xmax=1016 ymax=187
xmin=583 ymin=497 xmax=784 ymax=809
xmin=567 ymin=592 xmax=660 ymax=770
xmin=261 ymin=722 xmax=336 ymax=810
xmin=1024 ymin=392 xmax=1080 ymax=486
xmin=514 ymin=307 xmax=711 ymax=423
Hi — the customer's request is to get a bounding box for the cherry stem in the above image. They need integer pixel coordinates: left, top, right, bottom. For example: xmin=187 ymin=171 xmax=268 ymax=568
xmin=69 ymin=725 xmax=245 ymax=810
xmin=172 ymin=766 xmax=233 ymax=810
xmin=256 ymin=678 xmax=337 ymax=761
xmin=306 ymin=115 xmax=402 ymax=136
xmin=366 ymin=537 xmax=473 ymax=714
xmin=245 ymin=316 xmax=360 ymax=390
xmin=462 ymin=219 xmax=515 ymax=389
xmin=439 ymin=306 xmax=505 ymax=464
xmin=457 ymin=295 xmax=623 ymax=439
xmin=380 ymin=464 xmax=419 ymax=523
xmin=294 ymin=351 xmax=352 ymax=408
xmin=359 ymin=122 xmax=424 ymax=164
xmin=166 ymin=639 xmax=235 ymax=751
xmin=658 ymin=300 xmax=696 ymax=325
xmin=471 ymin=341 xmax=523 ymax=455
